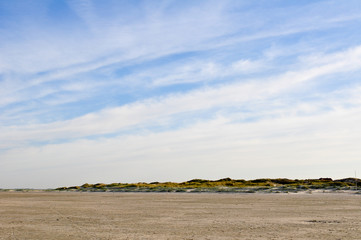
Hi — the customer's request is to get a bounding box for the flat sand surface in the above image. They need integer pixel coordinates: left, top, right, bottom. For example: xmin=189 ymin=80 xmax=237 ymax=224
xmin=0 ymin=192 xmax=360 ymax=239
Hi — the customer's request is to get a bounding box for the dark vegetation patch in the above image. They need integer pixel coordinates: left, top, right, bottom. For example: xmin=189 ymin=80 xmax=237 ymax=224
xmin=306 ymin=220 xmax=341 ymax=224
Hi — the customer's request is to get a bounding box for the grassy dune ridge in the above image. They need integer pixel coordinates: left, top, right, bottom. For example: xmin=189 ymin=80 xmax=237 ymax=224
xmin=56 ymin=177 xmax=361 ymax=193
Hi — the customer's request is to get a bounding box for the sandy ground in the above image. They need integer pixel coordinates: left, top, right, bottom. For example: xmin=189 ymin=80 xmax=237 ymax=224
xmin=0 ymin=192 xmax=360 ymax=240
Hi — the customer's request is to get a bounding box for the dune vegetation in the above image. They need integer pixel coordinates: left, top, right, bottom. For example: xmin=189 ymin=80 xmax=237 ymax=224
xmin=55 ymin=178 xmax=361 ymax=193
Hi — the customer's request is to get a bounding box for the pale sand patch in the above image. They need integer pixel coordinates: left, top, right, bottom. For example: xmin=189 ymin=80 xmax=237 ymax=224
xmin=0 ymin=192 xmax=360 ymax=239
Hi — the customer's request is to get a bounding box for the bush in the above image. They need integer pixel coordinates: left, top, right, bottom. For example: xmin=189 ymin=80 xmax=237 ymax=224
xmin=94 ymin=183 xmax=106 ymax=188
xmin=81 ymin=183 xmax=92 ymax=188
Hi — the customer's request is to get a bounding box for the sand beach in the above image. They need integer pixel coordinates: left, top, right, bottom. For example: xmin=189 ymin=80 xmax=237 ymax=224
xmin=0 ymin=192 xmax=360 ymax=239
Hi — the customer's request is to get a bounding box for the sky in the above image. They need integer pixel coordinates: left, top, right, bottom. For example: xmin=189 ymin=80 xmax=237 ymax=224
xmin=1 ymin=0 xmax=361 ymax=189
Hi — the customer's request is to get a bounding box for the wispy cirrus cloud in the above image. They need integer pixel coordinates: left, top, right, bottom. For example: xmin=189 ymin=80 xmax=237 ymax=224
xmin=2 ymin=44 xmax=361 ymax=148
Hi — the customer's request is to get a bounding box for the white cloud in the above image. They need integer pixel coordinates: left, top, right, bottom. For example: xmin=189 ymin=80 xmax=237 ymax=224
xmin=148 ymin=58 xmax=266 ymax=86
xmin=1 ymin=101 xmax=361 ymax=188
xmin=2 ymin=0 xmax=358 ymax=110
xmin=2 ymin=45 xmax=361 ymax=149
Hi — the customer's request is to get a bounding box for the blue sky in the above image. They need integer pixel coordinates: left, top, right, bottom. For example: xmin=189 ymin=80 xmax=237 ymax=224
xmin=1 ymin=0 xmax=361 ymax=188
